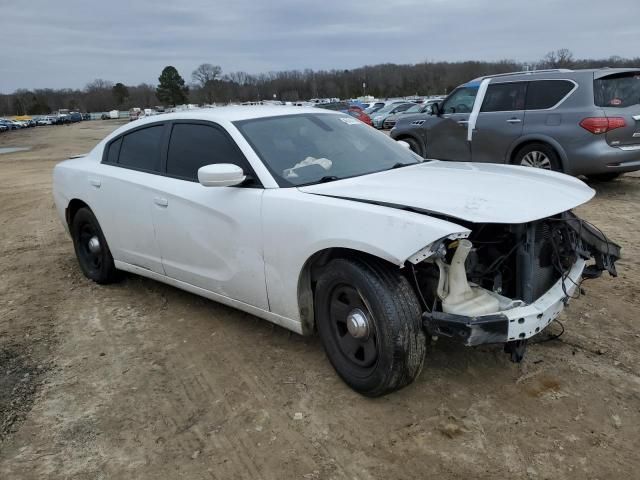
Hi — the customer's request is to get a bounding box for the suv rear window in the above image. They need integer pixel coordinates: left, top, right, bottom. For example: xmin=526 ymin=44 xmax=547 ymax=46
xmin=594 ymin=72 xmax=640 ymax=108
xmin=525 ymin=80 xmax=574 ymax=110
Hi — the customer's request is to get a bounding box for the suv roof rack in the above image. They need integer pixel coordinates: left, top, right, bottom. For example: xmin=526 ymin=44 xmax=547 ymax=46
xmin=471 ymin=69 xmax=573 ymax=82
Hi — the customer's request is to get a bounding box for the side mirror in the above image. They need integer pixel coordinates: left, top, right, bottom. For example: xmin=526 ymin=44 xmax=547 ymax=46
xmin=198 ymin=163 xmax=246 ymax=187
xmin=430 ymin=102 xmax=442 ymax=116
xmin=397 ymin=140 xmax=411 ymax=149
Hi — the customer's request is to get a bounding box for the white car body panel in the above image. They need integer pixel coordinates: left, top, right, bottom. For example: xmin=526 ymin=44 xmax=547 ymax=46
xmin=52 ymin=106 xmax=597 ymax=337
xmin=300 ymin=160 xmax=594 ymax=224
xmin=261 ymin=189 xmax=470 ymax=328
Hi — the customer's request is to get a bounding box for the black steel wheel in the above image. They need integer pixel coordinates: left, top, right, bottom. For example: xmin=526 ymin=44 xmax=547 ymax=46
xmin=71 ymin=207 xmax=118 ymax=284
xmin=315 ymin=257 xmax=426 ymax=396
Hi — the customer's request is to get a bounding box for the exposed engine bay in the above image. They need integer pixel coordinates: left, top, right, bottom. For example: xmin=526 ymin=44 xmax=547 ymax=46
xmin=413 ymin=211 xmax=621 ymax=360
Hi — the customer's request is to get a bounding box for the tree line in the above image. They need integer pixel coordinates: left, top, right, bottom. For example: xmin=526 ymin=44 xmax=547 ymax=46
xmin=1 ymin=50 xmax=638 ymax=115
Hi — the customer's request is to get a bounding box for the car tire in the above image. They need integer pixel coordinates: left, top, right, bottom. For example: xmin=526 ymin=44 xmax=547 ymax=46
xmin=587 ymin=172 xmax=621 ymax=182
xmin=315 ymin=257 xmax=426 ymax=397
xmin=71 ymin=207 xmax=118 ymax=284
xmin=513 ymin=143 xmax=561 ymax=171
xmin=402 ymin=137 xmax=423 ymax=157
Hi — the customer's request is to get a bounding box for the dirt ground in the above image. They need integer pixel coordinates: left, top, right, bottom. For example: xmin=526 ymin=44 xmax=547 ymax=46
xmin=0 ymin=121 xmax=639 ymax=479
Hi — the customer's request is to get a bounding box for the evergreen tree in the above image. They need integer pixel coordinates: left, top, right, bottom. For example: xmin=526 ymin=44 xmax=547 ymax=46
xmin=156 ymin=66 xmax=189 ymax=106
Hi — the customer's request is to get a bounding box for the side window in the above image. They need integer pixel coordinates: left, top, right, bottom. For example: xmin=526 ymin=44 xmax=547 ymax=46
xmin=525 ymin=80 xmax=574 ymax=110
xmin=166 ymin=123 xmax=249 ymax=181
xmin=118 ymin=125 xmax=164 ymax=172
xmin=480 ymin=82 xmax=527 ymax=112
xmin=106 ymin=137 xmax=122 ymax=164
xmin=441 ymin=87 xmax=478 ymax=114
xmin=394 ymin=104 xmax=412 ymax=113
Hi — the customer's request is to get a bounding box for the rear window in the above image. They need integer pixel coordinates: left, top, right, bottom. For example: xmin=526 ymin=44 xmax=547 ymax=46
xmin=525 ymin=80 xmax=574 ymax=110
xmin=118 ymin=125 xmax=164 ymax=172
xmin=594 ymin=72 xmax=640 ymax=108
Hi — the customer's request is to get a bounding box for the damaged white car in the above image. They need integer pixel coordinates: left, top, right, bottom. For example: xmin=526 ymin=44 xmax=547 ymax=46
xmin=53 ymin=107 xmax=620 ymax=396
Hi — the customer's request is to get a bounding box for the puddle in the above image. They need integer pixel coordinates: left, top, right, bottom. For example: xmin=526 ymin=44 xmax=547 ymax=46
xmin=0 ymin=147 xmax=31 ymax=155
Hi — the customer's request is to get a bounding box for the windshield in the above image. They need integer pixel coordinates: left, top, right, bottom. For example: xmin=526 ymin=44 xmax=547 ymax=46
xmin=594 ymin=72 xmax=640 ymax=108
xmin=235 ymin=113 xmax=423 ymax=187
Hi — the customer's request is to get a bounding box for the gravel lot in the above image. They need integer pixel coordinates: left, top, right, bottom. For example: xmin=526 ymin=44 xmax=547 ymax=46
xmin=1 ymin=121 xmax=639 ymax=479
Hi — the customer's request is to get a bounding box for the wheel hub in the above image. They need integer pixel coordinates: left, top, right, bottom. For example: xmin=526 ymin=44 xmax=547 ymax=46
xmin=346 ymin=308 xmax=369 ymax=339
xmin=521 ymin=151 xmax=551 ymax=169
xmin=87 ymin=236 xmax=101 ymax=254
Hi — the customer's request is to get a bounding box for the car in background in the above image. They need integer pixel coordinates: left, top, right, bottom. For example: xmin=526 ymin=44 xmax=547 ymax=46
xmin=36 ymin=116 xmax=54 ymax=126
xmin=391 ymin=68 xmax=640 ymax=180
xmin=0 ymin=119 xmax=20 ymax=130
xmin=383 ymin=102 xmax=434 ymax=130
xmin=315 ymin=102 xmax=373 ymax=126
xmin=371 ymin=102 xmax=415 ymax=129
xmin=68 ymin=112 xmax=83 ymax=123
xmin=53 ymin=106 xmax=619 ymax=396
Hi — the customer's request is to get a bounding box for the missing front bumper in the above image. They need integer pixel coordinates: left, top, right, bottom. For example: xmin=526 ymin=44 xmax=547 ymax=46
xmin=423 ymin=258 xmax=586 ymax=346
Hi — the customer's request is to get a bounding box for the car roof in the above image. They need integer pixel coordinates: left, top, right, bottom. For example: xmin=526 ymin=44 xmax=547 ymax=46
xmin=468 ymin=67 xmax=640 ymax=84
xmin=129 ymin=106 xmax=337 ymax=126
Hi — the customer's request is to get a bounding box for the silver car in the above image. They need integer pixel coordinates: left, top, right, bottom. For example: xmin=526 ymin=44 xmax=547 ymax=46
xmin=391 ymin=68 xmax=640 ymax=180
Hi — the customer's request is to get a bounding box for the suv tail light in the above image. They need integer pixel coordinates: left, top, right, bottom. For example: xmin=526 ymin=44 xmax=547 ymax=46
xmin=579 ymin=117 xmax=626 ymax=134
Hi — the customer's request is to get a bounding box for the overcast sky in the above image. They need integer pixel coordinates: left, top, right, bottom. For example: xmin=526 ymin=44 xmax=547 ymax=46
xmin=1 ymin=0 xmax=639 ymax=93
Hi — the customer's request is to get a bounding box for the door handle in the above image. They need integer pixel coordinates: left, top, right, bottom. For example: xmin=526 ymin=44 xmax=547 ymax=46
xmin=153 ymin=197 xmax=168 ymax=207
xmin=88 ymin=177 xmax=101 ymax=188
xmin=506 ymin=118 xmax=522 ymax=124
xmin=457 ymin=120 xmax=469 ymax=125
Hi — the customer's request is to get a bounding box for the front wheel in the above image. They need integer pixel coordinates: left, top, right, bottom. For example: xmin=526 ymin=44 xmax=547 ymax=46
xmin=315 ymin=257 xmax=426 ymax=396
xmin=402 ymin=137 xmax=423 ymax=157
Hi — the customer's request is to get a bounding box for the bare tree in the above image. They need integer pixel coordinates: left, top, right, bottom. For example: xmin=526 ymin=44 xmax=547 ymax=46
xmin=192 ymin=64 xmax=222 ymax=103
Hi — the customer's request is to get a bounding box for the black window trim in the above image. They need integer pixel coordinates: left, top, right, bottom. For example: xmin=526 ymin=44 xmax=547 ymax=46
xmin=101 ymin=119 xmax=262 ymax=188
xmin=101 ymin=121 xmax=169 ymax=176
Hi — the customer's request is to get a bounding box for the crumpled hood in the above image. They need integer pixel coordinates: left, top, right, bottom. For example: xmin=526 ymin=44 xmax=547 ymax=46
xmin=298 ymin=161 xmax=594 ymax=224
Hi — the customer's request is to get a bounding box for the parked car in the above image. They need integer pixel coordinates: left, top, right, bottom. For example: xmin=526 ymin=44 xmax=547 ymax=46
xmin=0 ymin=124 xmax=7 ymax=133
xmin=69 ymin=112 xmax=83 ymax=123
xmin=383 ymin=102 xmax=434 ymax=129
xmin=371 ymin=102 xmax=415 ymax=128
xmin=53 ymin=106 xmax=619 ymax=396
xmin=391 ymin=68 xmax=640 ymax=180
xmin=0 ymin=119 xmax=20 ymax=130
xmin=315 ymin=102 xmax=373 ymax=125
xmin=36 ymin=116 xmax=54 ymax=126
xmin=364 ymin=100 xmax=407 ymax=116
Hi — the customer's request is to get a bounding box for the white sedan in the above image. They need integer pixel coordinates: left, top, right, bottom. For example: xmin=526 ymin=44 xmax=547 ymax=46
xmin=53 ymin=106 xmax=620 ymax=396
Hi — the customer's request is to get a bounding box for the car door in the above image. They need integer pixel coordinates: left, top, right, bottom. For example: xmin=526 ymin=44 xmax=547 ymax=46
xmin=471 ymin=82 xmax=527 ymax=164
xmin=150 ymin=121 xmax=269 ymax=310
xmin=426 ymin=86 xmax=478 ymax=161
xmin=90 ymin=123 xmax=168 ymax=274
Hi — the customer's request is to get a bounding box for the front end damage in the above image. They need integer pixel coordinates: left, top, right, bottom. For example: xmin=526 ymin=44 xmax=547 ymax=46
xmin=411 ymin=211 xmax=620 ymax=361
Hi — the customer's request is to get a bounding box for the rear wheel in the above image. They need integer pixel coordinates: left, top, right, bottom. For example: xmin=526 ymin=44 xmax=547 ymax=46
xmin=514 ymin=143 xmax=561 ymax=171
xmin=71 ymin=207 xmax=118 ymax=284
xmin=315 ymin=257 xmax=426 ymax=396
xmin=587 ymin=172 xmax=621 ymax=182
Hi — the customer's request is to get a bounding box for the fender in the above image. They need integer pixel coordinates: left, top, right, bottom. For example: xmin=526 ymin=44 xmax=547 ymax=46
xmin=261 ymin=188 xmax=470 ymax=330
